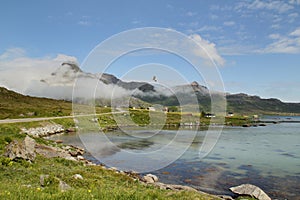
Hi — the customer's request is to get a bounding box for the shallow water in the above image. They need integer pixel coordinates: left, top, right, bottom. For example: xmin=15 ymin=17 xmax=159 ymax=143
xmin=51 ymin=121 xmax=300 ymax=199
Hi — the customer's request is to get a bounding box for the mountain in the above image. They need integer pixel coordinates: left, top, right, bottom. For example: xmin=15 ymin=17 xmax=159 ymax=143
xmin=2 ymin=60 xmax=300 ymax=115
xmin=226 ymin=93 xmax=300 ymax=114
xmin=99 ymin=73 xmax=154 ymax=92
xmin=136 ymin=81 xmax=300 ymax=115
xmin=42 ymin=62 xmax=154 ymax=93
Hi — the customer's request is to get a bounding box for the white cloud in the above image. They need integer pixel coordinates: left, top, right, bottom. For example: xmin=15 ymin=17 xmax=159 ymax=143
xmin=218 ymin=44 xmax=258 ymax=55
xmin=271 ymin=24 xmax=281 ymax=29
xmin=262 ymin=27 xmax=300 ymax=53
xmin=78 ymin=16 xmax=92 ymax=26
xmin=288 ymin=12 xmax=299 ymax=23
xmin=289 ymin=0 xmax=300 ymax=5
xmin=189 ymin=34 xmax=225 ymax=66
xmin=186 ymin=11 xmax=197 ymax=17
xmin=288 ymin=12 xmax=299 ymax=18
xmin=223 ymin=21 xmax=235 ymax=26
xmin=0 ymin=48 xmax=26 ymax=61
xmin=196 ymin=25 xmax=221 ymax=32
xmin=210 ymin=14 xmax=218 ymax=20
xmin=290 ymin=27 xmax=300 ymax=36
xmin=78 ymin=20 xmax=91 ymax=26
xmin=269 ymin=33 xmax=281 ymax=39
xmin=247 ymin=0 xmax=294 ymax=13
xmin=0 ymin=48 xmax=131 ymax=100
xmin=210 ymin=4 xmax=232 ymax=11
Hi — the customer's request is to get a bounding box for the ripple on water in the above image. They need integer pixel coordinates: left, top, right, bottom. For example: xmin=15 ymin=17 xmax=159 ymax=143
xmin=280 ymin=152 xmax=298 ymax=158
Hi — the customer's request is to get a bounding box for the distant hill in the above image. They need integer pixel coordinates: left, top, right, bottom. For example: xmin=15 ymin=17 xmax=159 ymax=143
xmin=137 ymin=82 xmax=300 ymax=115
xmin=226 ymin=93 xmax=300 ymax=114
xmin=0 ymin=86 xmax=150 ymax=120
xmin=0 ymin=87 xmax=72 ymax=119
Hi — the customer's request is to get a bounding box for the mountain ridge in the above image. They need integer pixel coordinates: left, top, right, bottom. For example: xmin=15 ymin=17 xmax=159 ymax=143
xmin=1 ymin=61 xmax=300 ymax=115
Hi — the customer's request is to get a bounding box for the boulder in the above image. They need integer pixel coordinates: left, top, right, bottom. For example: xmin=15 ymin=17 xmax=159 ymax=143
xmin=229 ymin=184 xmax=271 ymax=200
xmin=73 ymin=174 xmax=83 ymax=180
xmin=77 ymin=155 xmax=85 ymax=161
xmin=146 ymin=174 xmax=159 ymax=182
xmin=40 ymin=175 xmax=49 ymax=187
xmin=35 ymin=144 xmax=70 ymax=159
xmin=153 ymin=182 xmax=197 ymax=192
xmin=5 ymin=135 xmax=36 ymax=162
xmin=59 ymin=180 xmax=71 ymax=192
xmin=143 ymin=174 xmax=159 ymax=183
xmin=143 ymin=175 xmax=155 ymax=183
xmin=218 ymin=195 xmax=234 ymax=200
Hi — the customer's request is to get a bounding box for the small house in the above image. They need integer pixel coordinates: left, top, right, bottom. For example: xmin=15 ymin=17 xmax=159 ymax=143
xmin=227 ymin=112 xmax=234 ymax=117
xmin=148 ymin=107 xmax=156 ymax=111
xmin=205 ymin=113 xmax=216 ymax=118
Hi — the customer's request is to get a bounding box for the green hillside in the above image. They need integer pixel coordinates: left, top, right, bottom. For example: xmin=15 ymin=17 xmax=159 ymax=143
xmin=226 ymin=93 xmax=300 ymax=115
xmin=137 ymin=92 xmax=300 ymax=115
xmin=0 ymin=87 xmax=73 ymax=119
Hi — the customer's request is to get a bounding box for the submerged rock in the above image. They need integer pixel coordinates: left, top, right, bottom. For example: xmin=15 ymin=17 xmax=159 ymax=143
xmin=5 ymin=135 xmax=36 ymax=162
xmin=229 ymin=184 xmax=271 ymax=200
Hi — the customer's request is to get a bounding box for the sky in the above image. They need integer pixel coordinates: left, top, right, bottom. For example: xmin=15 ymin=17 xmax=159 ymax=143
xmin=0 ymin=0 xmax=300 ymax=102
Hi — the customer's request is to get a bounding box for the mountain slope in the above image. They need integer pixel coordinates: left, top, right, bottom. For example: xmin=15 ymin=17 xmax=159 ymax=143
xmin=0 ymin=87 xmax=72 ymax=119
xmin=42 ymin=62 xmax=154 ymax=93
xmin=137 ymin=82 xmax=300 ymax=115
xmin=226 ymin=93 xmax=300 ymax=114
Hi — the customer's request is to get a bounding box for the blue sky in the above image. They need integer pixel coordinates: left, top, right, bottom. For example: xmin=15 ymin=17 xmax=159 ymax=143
xmin=1 ymin=0 xmax=300 ymax=102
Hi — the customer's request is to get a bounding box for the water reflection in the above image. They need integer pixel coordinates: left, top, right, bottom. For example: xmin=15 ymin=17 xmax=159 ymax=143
xmin=49 ymin=122 xmax=300 ymax=199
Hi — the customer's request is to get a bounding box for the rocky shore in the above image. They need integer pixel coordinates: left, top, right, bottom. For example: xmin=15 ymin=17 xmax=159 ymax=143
xmin=9 ymin=124 xmax=272 ymax=200
xmin=20 ymin=124 xmax=75 ymax=137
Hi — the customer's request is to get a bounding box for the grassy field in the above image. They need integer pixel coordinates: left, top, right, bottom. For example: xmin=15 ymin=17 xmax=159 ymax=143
xmin=0 ymin=123 xmax=223 ymax=200
xmin=0 ymin=87 xmax=113 ymax=120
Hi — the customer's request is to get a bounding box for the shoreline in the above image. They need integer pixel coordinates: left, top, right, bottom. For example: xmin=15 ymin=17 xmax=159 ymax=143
xmin=39 ymin=124 xmax=275 ymax=200
xmin=1 ymin=119 xmax=285 ymax=199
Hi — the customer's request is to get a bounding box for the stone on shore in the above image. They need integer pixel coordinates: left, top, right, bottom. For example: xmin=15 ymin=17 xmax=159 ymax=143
xmin=35 ymin=144 xmax=70 ymax=159
xmin=143 ymin=174 xmax=159 ymax=183
xmin=143 ymin=175 xmax=155 ymax=183
xmin=153 ymin=182 xmax=197 ymax=192
xmin=229 ymin=184 xmax=271 ymax=200
xmin=21 ymin=124 xmax=65 ymax=137
xmin=5 ymin=135 xmax=36 ymax=162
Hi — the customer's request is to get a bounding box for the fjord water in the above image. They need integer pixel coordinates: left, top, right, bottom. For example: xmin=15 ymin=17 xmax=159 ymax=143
xmin=51 ymin=118 xmax=300 ymax=199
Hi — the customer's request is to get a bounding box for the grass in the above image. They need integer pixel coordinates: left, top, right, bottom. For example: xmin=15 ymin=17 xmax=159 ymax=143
xmin=0 ymin=87 xmax=112 ymax=120
xmin=95 ymin=109 xmax=252 ymax=130
xmin=0 ymin=123 xmax=220 ymax=200
xmin=0 ymin=157 xmax=219 ymax=200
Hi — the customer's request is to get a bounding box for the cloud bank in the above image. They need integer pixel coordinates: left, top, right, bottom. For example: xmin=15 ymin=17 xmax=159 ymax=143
xmin=0 ymin=48 xmax=131 ymax=100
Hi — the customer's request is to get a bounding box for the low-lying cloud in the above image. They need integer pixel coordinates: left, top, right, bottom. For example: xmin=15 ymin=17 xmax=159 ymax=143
xmin=0 ymin=48 xmax=132 ymax=100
